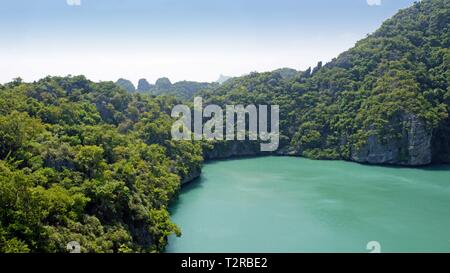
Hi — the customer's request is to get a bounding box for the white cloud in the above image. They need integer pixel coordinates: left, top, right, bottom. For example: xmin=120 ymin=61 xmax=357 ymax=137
xmin=66 ymin=0 xmax=81 ymax=6
xmin=366 ymin=0 xmax=382 ymax=6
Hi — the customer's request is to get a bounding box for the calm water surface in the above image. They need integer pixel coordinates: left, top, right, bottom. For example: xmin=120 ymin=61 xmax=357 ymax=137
xmin=166 ymin=157 xmax=450 ymax=252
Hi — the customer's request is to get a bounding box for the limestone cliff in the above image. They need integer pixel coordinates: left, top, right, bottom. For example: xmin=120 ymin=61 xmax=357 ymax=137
xmin=351 ymin=114 xmax=432 ymax=166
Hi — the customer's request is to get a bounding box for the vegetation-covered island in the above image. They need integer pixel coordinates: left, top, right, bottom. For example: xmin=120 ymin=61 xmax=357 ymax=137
xmin=0 ymin=0 xmax=448 ymax=252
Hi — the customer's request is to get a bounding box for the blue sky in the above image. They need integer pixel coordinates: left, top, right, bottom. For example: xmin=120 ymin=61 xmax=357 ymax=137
xmin=0 ymin=0 xmax=418 ymax=84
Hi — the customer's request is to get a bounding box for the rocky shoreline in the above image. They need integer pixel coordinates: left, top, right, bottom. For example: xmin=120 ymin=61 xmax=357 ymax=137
xmin=181 ymin=118 xmax=436 ymax=185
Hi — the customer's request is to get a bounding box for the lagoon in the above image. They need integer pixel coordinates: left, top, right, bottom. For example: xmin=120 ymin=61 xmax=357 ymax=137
xmin=166 ymin=157 xmax=450 ymax=253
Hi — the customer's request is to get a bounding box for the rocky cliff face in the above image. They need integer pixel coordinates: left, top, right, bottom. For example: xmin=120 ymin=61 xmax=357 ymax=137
xmin=196 ymin=114 xmax=434 ymax=170
xmin=203 ymin=141 xmax=264 ymax=160
xmin=351 ymin=114 xmax=432 ymax=166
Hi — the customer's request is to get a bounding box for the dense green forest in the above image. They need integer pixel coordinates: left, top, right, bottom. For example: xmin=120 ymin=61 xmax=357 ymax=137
xmin=0 ymin=0 xmax=448 ymax=252
xmin=0 ymin=76 xmax=204 ymax=252
xmin=201 ymin=0 xmax=449 ymax=165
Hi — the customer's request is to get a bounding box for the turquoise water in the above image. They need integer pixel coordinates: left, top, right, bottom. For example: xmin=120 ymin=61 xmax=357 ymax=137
xmin=166 ymin=157 xmax=450 ymax=253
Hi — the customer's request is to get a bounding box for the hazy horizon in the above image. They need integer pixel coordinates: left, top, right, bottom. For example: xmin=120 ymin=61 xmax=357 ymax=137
xmin=1 ymin=0 xmax=418 ymax=84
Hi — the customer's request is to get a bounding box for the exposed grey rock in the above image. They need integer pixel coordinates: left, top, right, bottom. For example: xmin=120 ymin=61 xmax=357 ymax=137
xmin=351 ymin=114 xmax=432 ymax=166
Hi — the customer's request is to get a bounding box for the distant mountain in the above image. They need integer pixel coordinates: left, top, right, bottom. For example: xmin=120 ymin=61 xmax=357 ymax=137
xmin=115 ymin=78 xmax=136 ymax=93
xmin=155 ymin=77 xmax=172 ymax=90
xmin=216 ymin=74 xmax=232 ymax=84
xmin=119 ymin=77 xmax=218 ymax=100
xmin=151 ymin=78 xmax=217 ymax=100
xmin=137 ymin=78 xmax=153 ymax=92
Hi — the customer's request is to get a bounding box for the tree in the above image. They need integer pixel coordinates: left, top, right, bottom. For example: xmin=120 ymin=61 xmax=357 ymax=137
xmin=75 ymin=146 xmax=106 ymax=179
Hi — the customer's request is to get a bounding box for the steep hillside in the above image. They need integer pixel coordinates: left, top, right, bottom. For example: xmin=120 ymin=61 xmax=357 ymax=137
xmin=0 ymin=76 xmax=203 ymax=252
xmin=201 ymin=0 xmax=449 ymax=165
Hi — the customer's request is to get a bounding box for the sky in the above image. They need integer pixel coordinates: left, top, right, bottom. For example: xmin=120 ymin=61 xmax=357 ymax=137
xmin=0 ymin=0 xmax=418 ymax=85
